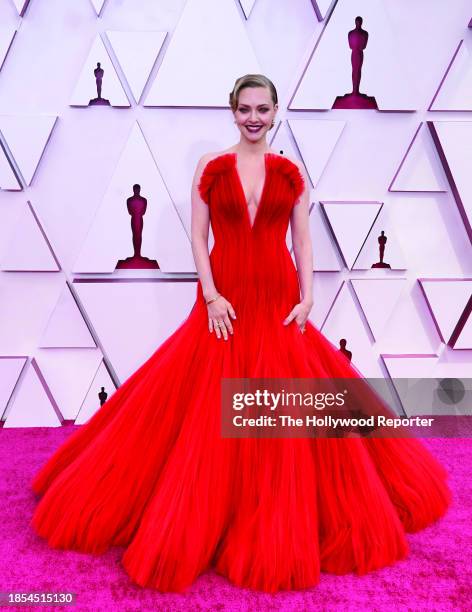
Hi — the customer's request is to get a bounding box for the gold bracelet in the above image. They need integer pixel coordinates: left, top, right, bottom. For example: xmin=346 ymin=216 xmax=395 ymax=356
xmin=205 ymin=293 xmax=220 ymax=305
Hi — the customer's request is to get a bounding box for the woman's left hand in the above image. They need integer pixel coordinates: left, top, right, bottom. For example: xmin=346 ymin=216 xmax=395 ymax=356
xmin=283 ymin=300 xmax=313 ymax=334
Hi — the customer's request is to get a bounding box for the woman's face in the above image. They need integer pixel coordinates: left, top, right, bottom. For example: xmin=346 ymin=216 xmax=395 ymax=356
xmin=233 ymin=86 xmax=277 ymax=142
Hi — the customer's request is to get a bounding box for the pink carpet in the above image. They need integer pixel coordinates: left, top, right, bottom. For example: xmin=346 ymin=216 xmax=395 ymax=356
xmin=1 ymin=426 xmax=470 ymax=611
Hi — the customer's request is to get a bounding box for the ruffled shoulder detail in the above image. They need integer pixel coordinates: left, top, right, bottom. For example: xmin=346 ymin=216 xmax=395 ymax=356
xmin=270 ymin=154 xmax=305 ymax=203
xmin=198 ymin=153 xmax=235 ymax=205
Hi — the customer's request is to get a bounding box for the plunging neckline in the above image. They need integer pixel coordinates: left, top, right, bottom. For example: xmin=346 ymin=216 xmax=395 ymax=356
xmin=232 ymin=151 xmax=272 ymax=231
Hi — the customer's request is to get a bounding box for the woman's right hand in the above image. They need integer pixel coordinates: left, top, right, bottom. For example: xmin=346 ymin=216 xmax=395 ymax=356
xmin=206 ymin=295 xmax=237 ymax=340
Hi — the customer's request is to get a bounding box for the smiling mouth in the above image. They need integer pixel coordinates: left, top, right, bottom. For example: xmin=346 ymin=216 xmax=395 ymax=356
xmin=245 ymin=125 xmax=263 ymax=132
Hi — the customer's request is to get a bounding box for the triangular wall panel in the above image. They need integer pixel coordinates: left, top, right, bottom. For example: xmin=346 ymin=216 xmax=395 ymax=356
xmin=419 ymin=278 xmax=472 ymax=346
xmin=69 ymin=34 xmax=130 ymax=107
xmin=0 ymin=26 xmax=17 ymax=72
xmin=321 ymin=201 xmax=382 ymax=269
xmin=39 ymin=283 xmax=96 ymax=348
xmin=430 ymin=121 xmax=472 ymax=243
xmin=290 ymin=0 xmax=417 ymax=110
xmin=237 ymin=0 xmax=256 ymax=20
xmin=75 ymin=360 xmax=117 ymax=424
xmin=34 ymin=348 xmax=103 ymax=420
xmin=3 ymin=359 xmax=62 ymax=427
xmin=287 ymin=119 xmax=346 ymax=188
xmin=430 ymin=40 xmax=472 ymax=111
xmin=0 ymin=357 xmax=27 ymax=416
xmin=106 ymin=30 xmax=166 ymax=104
xmin=73 ymin=122 xmax=195 ymax=273
xmin=145 ymin=0 xmax=261 ymax=106
xmin=0 ymin=114 xmax=57 ymax=186
xmin=321 ymin=281 xmax=385 ymax=377
xmin=90 ymin=0 xmax=107 ymax=17
xmin=0 ymin=144 xmax=21 ymax=190
xmin=0 ymin=201 xmax=60 ymax=271
xmin=351 ymin=278 xmax=406 ymax=341
xmin=389 ymin=122 xmax=447 ymax=192
xmin=11 ymin=0 xmax=30 ymax=17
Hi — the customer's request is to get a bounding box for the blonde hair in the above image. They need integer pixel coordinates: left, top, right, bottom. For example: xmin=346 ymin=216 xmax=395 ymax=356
xmin=229 ymin=74 xmax=278 ymax=112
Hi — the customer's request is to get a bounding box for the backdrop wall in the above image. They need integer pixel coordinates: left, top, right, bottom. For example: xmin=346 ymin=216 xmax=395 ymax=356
xmin=0 ymin=0 xmax=471 ymax=426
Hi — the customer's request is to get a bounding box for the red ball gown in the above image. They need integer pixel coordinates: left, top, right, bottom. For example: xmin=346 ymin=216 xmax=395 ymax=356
xmin=31 ymin=152 xmax=451 ymax=592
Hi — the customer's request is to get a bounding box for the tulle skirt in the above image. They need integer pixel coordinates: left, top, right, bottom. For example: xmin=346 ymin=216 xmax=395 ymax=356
xmin=31 ymin=299 xmax=452 ymax=592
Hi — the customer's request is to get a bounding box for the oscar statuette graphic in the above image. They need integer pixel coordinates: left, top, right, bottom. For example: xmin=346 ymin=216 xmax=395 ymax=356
xmin=116 ymin=183 xmax=159 ymax=269
xmin=98 ymin=387 xmax=108 ymax=406
xmin=89 ymin=62 xmax=111 ymax=106
xmin=333 ymin=16 xmax=378 ymax=109
xmin=371 ymin=230 xmax=391 ymax=268
xmin=338 ymin=338 xmax=352 ymax=362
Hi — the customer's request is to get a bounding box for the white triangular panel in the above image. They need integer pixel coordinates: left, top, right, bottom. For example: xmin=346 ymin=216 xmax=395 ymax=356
xmin=321 ymin=201 xmax=382 ymax=269
xmin=145 ymin=0 xmax=261 ymax=106
xmin=382 ymin=355 xmax=471 ymax=417
xmin=39 ymin=284 xmax=96 ymax=348
xmin=238 ymin=0 xmax=257 ymax=20
xmin=455 ymin=311 xmax=472 ymax=349
xmin=291 ymin=0 xmax=417 ymax=110
xmin=269 ymin=121 xmax=303 ymax=162
xmin=74 ymin=280 xmax=197 ymax=382
xmin=34 ymin=348 xmax=103 ymax=420
xmin=106 ymin=30 xmax=166 ymax=104
xmin=353 ymin=212 xmax=407 ymax=271
xmin=430 ymin=40 xmax=472 ymax=111
xmin=4 ymin=361 xmax=62 ymax=427
xmin=90 ymin=0 xmax=107 ymax=17
xmin=287 ymin=119 xmax=346 ymax=188
xmin=69 ymin=34 xmax=130 ymax=107
xmin=351 ymin=278 xmax=406 ymax=341
xmin=0 ymin=274 xmax=64 ymax=355
xmin=76 ymin=360 xmax=117 ymax=424
xmin=0 ymin=26 xmax=17 ymax=72
xmin=0 ymin=202 xmax=60 ymax=271
xmin=0 ymin=115 xmax=57 ymax=185
xmin=374 ymin=282 xmax=438 ymax=355
xmin=431 ymin=121 xmax=472 ymax=243
xmin=309 ymin=273 xmax=343 ymax=329
xmin=314 ymin=0 xmax=334 ymax=20
xmin=390 ymin=123 xmax=447 ymax=192
xmin=73 ymin=122 xmax=194 ymax=273
xmin=0 ymin=147 xmax=20 ymax=190
xmin=310 ymin=203 xmax=342 ymax=271
xmin=420 ymin=279 xmax=472 ymax=344
xmin=321 ymin=281 xmax=384 ymax=377
xmin=11 ymin=0 xmax=30 ymax=17
xmin=0 ymin=357 xmax=26 ymax=414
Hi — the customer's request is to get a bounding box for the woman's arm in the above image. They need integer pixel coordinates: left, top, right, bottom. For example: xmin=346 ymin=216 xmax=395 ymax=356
xmin=190 ymin=155 xmax=219 ymax=301
xmin=289 ymin=161 xmax=314 ymax=307
xmin=190 ymin=154 xmax=236 ymax=340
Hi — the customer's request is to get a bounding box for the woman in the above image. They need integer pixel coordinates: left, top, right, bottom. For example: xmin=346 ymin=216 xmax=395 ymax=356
xmin=31 ymin=74 xmax=451 ymax=593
